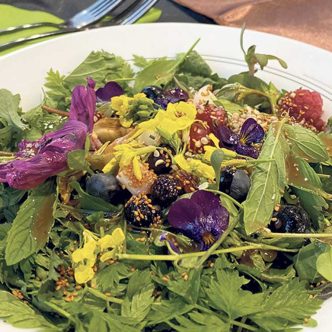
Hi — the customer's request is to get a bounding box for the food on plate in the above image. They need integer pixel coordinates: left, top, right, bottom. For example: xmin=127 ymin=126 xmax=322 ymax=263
xmin=0 ymin=29 xmax=331 ymax=331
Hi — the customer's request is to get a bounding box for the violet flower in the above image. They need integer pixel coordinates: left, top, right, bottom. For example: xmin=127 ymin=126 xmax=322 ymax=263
xmin=167 ymin=190 xmax=229 ymax=250
xmin=69 ymin=77 xmax=96 ymax=132
xmin=213 ymin=118 xmax=264 ymax=158
xmin=96 ymin=81 xmax=124 ymax=102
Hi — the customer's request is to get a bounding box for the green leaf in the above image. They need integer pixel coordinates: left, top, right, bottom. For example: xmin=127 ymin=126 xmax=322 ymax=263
xmin=209 ymin=149 xmax=224 ymax=189
xmin=178 ymin=50 xmax=212 ymax=77
xmin=134 ymin=39 xmax=199 ymax=92
xmin=166 ymin=268 xmax=202 ymax=304
xmin=248 ymin=279 xmax=322 ymax=331
xmin=0 ymin=290 xmax=58 ymax=330
xmin=243 ymin=121 xmax=288 ymax=234
xmin=121 ymin=283 xmax=154 ymax=325
xmin=45 ymin=51 xmax=133 ymax=109
xmin=204 ymin=269 xmax=264 ymax=320
xmin=70 ymin=181 xmax=120 ymax=213
xmin=147 ymin=297 xmax=194 ymax=325
xmin=294 ymin=242 xmax=328 ymax=281
xmin=317 ymin=246 xmax=332 ymax=281
xmin=0 ymin=89 xmax=26 ymax=150
xmin=284 ymin=124 xmax=328 ymax=162
xmin=169 ymin=311 xmax=230 ymax=332
xmin=5 ymin=182 xmax=56 ymax=265
xmin=215 ymin=98 xmax=244 ymax=114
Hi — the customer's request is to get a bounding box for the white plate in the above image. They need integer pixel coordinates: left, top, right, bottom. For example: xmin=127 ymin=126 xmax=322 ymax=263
xmin=0 ymin=23 xmax=331 ymax=332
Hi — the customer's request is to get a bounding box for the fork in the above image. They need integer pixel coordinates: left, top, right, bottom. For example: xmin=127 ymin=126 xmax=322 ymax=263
xmin=0 ymin=0 xmax=158 ymax=52
xmin=0 ymin=0 xmax=123 ymax=35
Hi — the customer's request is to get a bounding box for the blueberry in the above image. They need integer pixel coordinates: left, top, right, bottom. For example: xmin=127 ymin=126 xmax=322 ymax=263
xmin=141 ymin=86 xmax=164 ymax=100
xmin=86 ymin=173 xmax=122 ymax=204
xmin=269 ymin=205 xmax=311 ymax=233
xmin=219 ymin=169 xmax=250 ymax=202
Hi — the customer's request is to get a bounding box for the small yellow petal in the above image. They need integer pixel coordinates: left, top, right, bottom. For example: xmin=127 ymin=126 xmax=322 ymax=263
xmin=98 ymin=234 xmax=114 ymax=251
xmin=208 ymin=133 xmax=220 ymax=148
xmin=102 ymin=157 xmax=117 ymax=173
xmin=72 ymin=248 xmax=86 ymax=263
xmin=74 ymin=264 xmax=95 ymax=284
xmin=174 ymin=154 xmax=191 ymax=172
xmin=111 ymin=228 xmax=125 ymax=247
xmin=100 ymin=250 xmax=116 ymax=262
xmin=203 ymin=146 xmax=217 ymax=162
xmin=132 ymin=157 xmax=142 ymax=180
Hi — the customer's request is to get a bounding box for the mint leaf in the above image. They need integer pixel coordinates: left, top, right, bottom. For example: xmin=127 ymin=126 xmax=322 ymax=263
xmin=243 ymin=121 xmax=289 ymax=234
xmin=0 ymin=89 xmax=26 ymax=150
xmin=285 ymin=124 xmax=328 ymax=162
xmin=204 ymin=269 xmax=264 ymax=320
xmin=5 ymin=182 xmax=56 ymax=265
xmin=249 ymin=279 xmax=322 ymax=331
xmin=317 ymin=246 xmax=332 ymax=281
xmin=0 ymin=291 xmax=58 ymax=330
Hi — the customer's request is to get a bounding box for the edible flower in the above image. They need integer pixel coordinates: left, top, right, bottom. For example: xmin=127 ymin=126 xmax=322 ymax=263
xmin=168 ymin=190 xmax=229 ymax=250
xmin=0 ymin=120 xmax=87 ymax=189
xmin=139 ymin=101 xmax=196 ymax=138
xmin=0 ymin=79 xmax=97 ymax=190
xmin=72 ymin=228 xmax=125 ymax=284
xmin=102 ymin=142 xmax=156 ymax=179
xmin=174 ymin=154 xmax=215 ymax=180
xmin=69 ymin=77 xmax=96 ymax=132
xmin=96 ymin=81 xmax=124 ymax=102
xmin=213 ymin=118 xmax=264 ymax=158
xmin=111 ymin=93 xmax=155 ymax=127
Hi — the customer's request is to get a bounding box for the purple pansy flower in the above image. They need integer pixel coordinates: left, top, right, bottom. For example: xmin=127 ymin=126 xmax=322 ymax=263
xmin=95 ymin=81 xmax=124 ymax=102
xmin=168 ymin=190 xmax=229 ymax=250
xmin=0 ymin=78 xmax=97 ymax=190
xmin=213 ymin=118 xmax=264 ymax=158
xmin=69 ymin=77 xmax=96 ymax=132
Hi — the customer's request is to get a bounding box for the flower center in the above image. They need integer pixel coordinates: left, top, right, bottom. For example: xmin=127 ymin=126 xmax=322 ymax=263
xmin=202 ymin=232 xmax=215 ymax=246
xmin=175 ymin=111 xmax=185 ymax=118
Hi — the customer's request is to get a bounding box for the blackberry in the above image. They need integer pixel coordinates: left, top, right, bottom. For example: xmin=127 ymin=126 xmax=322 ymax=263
xmin=269 ymin=205 xmax=311 ymax=233
xmin=124 ymin=194 xmax=161 ymax=227
xmin=151 ymin=174 xmax=183 ymax=206
xmin=147 ymin=147 xmax=172 ymax=174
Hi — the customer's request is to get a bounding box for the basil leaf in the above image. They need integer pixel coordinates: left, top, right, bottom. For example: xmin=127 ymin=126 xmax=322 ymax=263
xmin=285 ymin=124 xmax=328 ymax=162
xmin=5 ymin=182 xmax=56 ymax=265
xmin=243 ymin=121 xmax=288 ymax=234
xmin=134 ymin=39 xmax=199 ymax=92
xmin=317 ymin=246 xmax=332 ymax=281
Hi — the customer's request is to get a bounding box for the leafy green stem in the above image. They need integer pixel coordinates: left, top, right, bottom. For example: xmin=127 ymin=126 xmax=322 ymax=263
xmin=262 ymin=232 xmax=332 ymax=239
xmin=87 ymin=287 xmax=123 ymax=304
xmin=44 ymin=301 xmax=73 ymax=320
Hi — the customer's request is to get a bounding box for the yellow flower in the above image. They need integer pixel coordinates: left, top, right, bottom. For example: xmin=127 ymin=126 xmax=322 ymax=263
xmin=111 ymin=95 xmax=129 ymax=116
xmin=98 ymin=228 xmax=125 ymax=251
xmin=174 ymin=154 xmax=215 ymax=180
xmin=102 ymin=142 xmax=155 ymax=177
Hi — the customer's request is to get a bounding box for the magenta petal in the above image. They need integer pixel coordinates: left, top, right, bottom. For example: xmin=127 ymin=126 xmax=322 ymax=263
xmin=239 ymin=118 xmax=264 ymax=144
xmin=69 ymin=78 xmax=96 ymax=132
xmin=0 ymin=120 xmax=88 ymax=190
xmin=96 ymin=81 xmax=124 ymax=102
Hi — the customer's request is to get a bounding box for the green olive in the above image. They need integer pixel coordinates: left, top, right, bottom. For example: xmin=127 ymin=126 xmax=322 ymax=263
xmin=94 ymin=118 xmax=129 ymax=143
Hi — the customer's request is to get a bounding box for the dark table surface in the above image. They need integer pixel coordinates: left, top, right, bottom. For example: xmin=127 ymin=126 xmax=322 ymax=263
xmin=0 ymin=0 xmax=215 ymax=24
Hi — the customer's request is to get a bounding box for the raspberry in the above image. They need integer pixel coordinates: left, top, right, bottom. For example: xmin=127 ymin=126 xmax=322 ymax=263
xmin=196 ymin=104 xmax=228 ymax=128
xmin=151 ymin=174 xmax=183 ymax=207
xmin=278 ymin=88 xmax=325 ymax=131
xmin=189 ymin=122 xmax=212 ymax=154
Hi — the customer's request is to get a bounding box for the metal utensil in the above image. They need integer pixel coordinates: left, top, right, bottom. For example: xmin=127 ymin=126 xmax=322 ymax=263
xmin=0 ymin=0 xmax=123 ymax=35
xmin=0 ymin=0 xmax=159 ymax=53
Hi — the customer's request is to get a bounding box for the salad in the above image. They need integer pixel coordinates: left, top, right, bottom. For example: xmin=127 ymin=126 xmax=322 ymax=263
xmin=0 ymin=29 xmax=331 ymax=332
